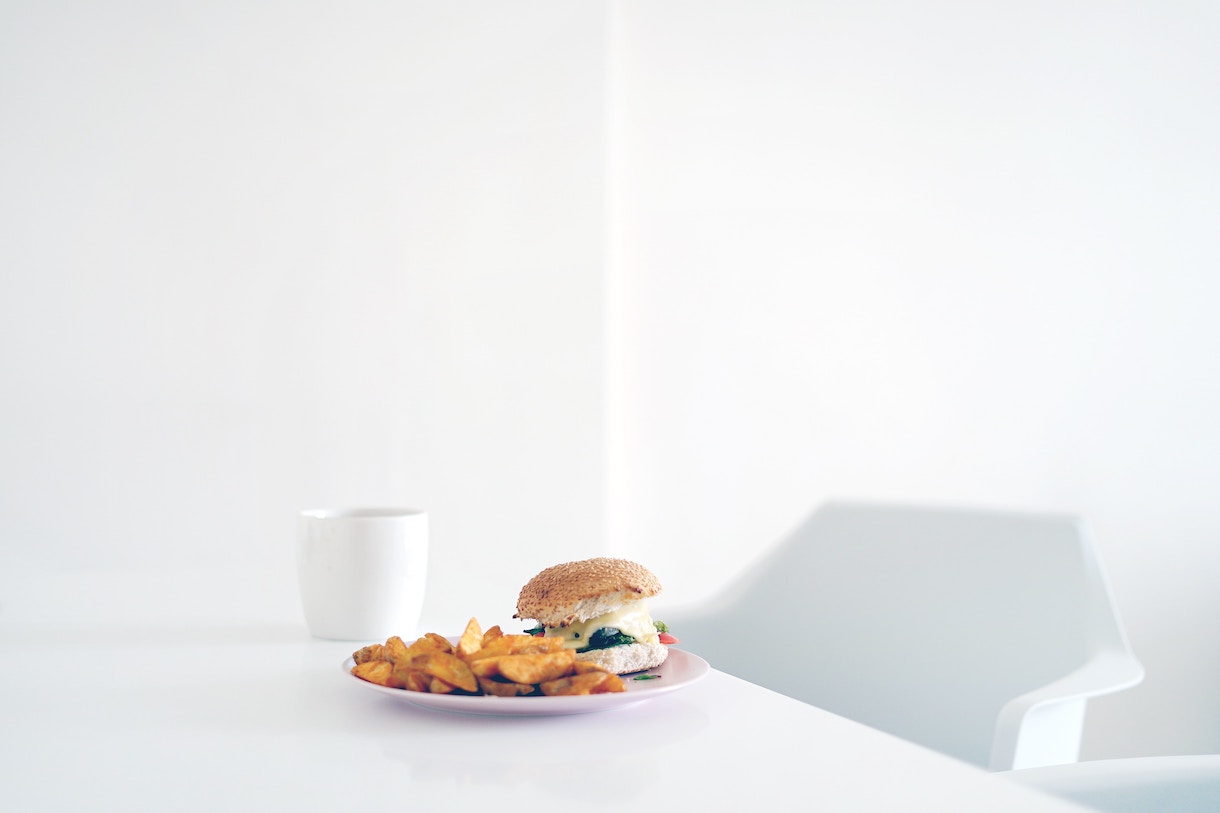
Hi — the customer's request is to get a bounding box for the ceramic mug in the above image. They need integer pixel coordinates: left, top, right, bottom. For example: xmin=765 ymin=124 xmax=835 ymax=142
xmin=296 ymin=507 xmax=428 ymax=641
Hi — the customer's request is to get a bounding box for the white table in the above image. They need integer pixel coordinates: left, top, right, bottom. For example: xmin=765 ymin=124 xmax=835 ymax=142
xmin=0 ymin=567 xmax=1093 ymax=811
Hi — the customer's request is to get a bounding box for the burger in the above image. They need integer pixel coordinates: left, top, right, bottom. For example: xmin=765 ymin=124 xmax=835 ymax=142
xmin=514 ymin=557 xmax=677 ymax=675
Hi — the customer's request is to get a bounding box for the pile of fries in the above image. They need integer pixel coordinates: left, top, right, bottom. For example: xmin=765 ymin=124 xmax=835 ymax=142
xmin=350 ymin=617 xmax=626 ymax=697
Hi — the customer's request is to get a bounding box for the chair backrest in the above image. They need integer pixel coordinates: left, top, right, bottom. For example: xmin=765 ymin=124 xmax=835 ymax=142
xmin=1001 ymin=755 xmax=1220 ymax=813
xmin=663 ymin=500 xmax=1139 ymax=769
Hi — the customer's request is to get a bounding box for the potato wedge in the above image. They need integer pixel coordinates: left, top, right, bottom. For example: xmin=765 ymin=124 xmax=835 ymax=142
xmin=462 ymin=638 xmax=513 ymax=662
xmin=382 ymin=636 xmax=411 ymax=665
xmin=428 ymin=676 xmax=456 ymax=694
xmin=496 ymin=650 xmax=577 ymax=684
xmin=390 ymin=663 xmax=432 ymax=693
xmin=467 ymin=656 xmax=509 ymax=679
xmin=456 ymin=617 xmax=483 ymax=659
xmin=352 ymin=643 xmax=385 ymax=665
xmin=410 ymin=652 xmax=479 ymax=694
xmin=422 ymin=632 xmax=454 ymax=654
xmin=397 ymin=639 xmax=441 ymax=664
xmin=467 ymin=634 xmax=563 ymax=662
xmin=481 ymin=625 xmax=503 ymax=647
xmin=351 ymin=660 xmax=395 ymax=687
xmin=478 ymin=677 xmax=537 ymax=697
xmin=540 ymin=671 xmax=625 ymax=696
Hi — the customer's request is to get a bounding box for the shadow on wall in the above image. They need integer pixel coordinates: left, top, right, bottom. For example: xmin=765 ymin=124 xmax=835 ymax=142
xmin=661 ymin=499 xmax=1143 ymax=771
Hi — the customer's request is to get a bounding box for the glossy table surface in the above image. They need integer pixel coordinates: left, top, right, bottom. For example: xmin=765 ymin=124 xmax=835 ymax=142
xmin=0 ymin=567 xmax=1094 ymax=812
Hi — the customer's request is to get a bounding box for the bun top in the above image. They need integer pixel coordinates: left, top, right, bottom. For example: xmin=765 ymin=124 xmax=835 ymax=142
xmin=514 ymin=557 xmax=663 ymax=628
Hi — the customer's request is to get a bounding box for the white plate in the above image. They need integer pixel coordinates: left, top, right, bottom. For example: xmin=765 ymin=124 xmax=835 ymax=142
xmin=343 ymin=647 xmax=710 ymax=717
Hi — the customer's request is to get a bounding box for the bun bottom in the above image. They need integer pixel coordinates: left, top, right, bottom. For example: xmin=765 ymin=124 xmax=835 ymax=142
xmin=575 ymin=641 xmax=669 ymax=675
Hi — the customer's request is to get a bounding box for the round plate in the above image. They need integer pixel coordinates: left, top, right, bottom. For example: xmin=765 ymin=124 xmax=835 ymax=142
xmin=343 ymin=647 xmax=710 ymax=716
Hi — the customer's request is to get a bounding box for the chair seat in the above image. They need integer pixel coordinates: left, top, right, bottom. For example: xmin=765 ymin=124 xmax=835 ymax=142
xmin=1000 ymin=755 xmax=1220 ymax=813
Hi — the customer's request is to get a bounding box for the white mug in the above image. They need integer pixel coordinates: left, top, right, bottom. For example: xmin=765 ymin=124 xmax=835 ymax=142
xmin=296 ymin=508 xmax=429 ymax=641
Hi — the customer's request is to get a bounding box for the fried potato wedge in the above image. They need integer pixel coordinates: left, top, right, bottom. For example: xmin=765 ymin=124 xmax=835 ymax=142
xmin=540 ymin=671 xmax=625 ymax=696
xmin=478 ymin=677 xmax=537 ymax=697
xmin=390 ymin=663 xmax=432 ymax=693
xmin=410 ymin=652 xmax=479 ymax=694
xmin=382 ymin=636 xmax=411 ymax=665
xmin=496 ymin=650 xmax=577 ymax=685
xmin=462 ymin=637 xmax=517 ymax=661
xmin=428 ymin=676 xmax=456 ymax=694
xmin=480 ymin=625 xmax=503 ymax=647
xmin=351 ymin=660 xmax=395 ymax=687
xmin=422 ymin=632 xmax=454 ymax=654
xmin=467 ymin=656 xmax=509 ymax=679
xmin=466 ymin=634 xmax=563 ymax=662
xmin=352 ymin=643 xmax=385 ymax=665
xmin=456 ymin=617 xmax=483 ymax=659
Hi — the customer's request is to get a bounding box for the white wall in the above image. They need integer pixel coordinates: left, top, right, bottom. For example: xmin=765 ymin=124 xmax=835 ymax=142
xmin=3 ymin=0 xmax=1218 ymax=762
xmin=611 ymin=1 xmax=1220 ymax=760
xmin=0 ymin=1 xmax=609 ymax=628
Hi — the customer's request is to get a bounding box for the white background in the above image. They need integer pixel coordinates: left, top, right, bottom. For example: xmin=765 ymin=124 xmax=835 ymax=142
xmin=3 ymin=1 xmax=1217 ymax=761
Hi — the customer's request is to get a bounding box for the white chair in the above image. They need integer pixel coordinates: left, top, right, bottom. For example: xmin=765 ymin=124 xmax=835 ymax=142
xmin=662 ymin=500 xmax=1143 ymax=770
xmin=1000 ymin=755 xmax=1220 ymax=812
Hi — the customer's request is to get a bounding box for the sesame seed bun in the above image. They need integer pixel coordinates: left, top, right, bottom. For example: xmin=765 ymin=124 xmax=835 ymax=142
xmin=576 ymin=640 xmax=669 ymax=674
xmin=514 ymin=557 xmax=663 ymax=628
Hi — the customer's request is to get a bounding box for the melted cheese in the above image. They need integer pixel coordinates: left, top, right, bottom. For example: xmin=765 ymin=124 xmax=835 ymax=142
xmin=544 ymin=601 xmax=660 ymax=650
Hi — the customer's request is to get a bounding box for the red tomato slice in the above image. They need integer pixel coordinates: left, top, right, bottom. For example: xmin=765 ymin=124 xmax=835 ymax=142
xmin=658 ymin=632 xmax=679 ymax=644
